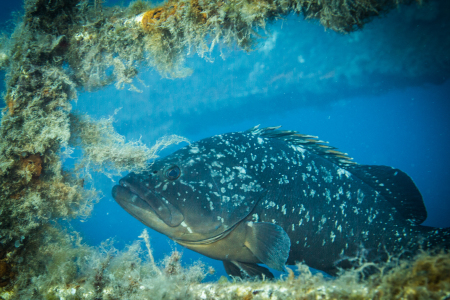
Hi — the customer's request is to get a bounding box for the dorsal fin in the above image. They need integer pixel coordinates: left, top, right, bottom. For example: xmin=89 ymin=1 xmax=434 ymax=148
xmin=246 ymin=125 xmax=356 ymax=167
xmin=345 ymin=165 xmax=427 ymax=224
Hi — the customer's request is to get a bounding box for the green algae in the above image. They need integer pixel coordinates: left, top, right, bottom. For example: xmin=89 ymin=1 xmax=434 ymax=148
xmin=69 ymin=111 xmax=188 ymax=179
xmin=4 ymin=228 xmax=450 ymax=299
xmin=7 ymin=228 xmax=211 ymax=299
xmin=0 ymin=0 xmax=444 ymax=298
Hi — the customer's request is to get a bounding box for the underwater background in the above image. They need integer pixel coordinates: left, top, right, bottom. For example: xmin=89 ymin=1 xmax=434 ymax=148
xmin=1 ymin=0 xmax=450 ymax=282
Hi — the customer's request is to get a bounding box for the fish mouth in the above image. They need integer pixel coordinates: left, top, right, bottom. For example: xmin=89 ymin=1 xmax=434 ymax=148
xmin=112 ymin=185 xmax=154 ymax=214
xmin=112 ymin=174 xmax=184 ymax=227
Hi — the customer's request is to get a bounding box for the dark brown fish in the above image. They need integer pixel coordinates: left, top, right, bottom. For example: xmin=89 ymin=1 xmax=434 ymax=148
xmin=112 ymin=126 xmax=450 ymax=278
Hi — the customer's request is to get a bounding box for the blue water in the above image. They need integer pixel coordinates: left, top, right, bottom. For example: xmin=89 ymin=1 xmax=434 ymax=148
xmin=73 ymin=80 xmax=450 ymax=279
xmin=1 ymin=0 xmax=450 ymax=281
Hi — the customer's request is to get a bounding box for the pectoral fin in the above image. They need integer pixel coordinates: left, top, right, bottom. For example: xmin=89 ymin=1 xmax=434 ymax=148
xmin=244 ymin=222 xmax=290 ymax=271
xmin=223 ymin=261 xmax=274 ymax=279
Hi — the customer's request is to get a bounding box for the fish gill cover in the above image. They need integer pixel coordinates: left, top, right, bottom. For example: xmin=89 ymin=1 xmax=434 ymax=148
xmin=0 ymin=0 xmax=449 ymax=299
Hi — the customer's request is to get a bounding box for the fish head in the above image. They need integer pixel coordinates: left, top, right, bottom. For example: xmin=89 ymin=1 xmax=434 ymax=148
xmin=112 ymin=132 xmax=266 ymax=243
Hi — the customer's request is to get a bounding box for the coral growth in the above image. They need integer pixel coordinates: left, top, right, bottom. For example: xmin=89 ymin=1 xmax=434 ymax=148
xmin=140 ymin=0 xmax=207 ymax=30
xmin=19 ymin=154 xmax=42 ymax=180
xmin=141 ymin=4 xmax=180 ymax=28
xmin=0 ymin=260 xmax=13 ymax=288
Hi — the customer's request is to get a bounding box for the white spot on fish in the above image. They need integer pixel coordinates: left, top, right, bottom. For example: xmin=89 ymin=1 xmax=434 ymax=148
xmin=357 ymin=189 xmax=365 ymax=204
xmin=252 ymin=214 xmax=259 ymax=222
xmin=189 ymin=147 xmax=199 ymax=154
xmin=325 ymin=189 xmax=331 ymax=204
xmin=233 ymin=166 xmax=246 ymax=174
xmin=211 ymin=161 xmax=222 ymax=168
xmin=293 ymin=145 xmax=306 ymax=154
xmin=337 ymin=168 xmax=351 ymax=179
xmin=346 ymin=191 xmax=351 ymax=200
xmin=299 ymin=204 xmax=305 ymax=214
xmin=180 ymin=221 xmax=193 ymax=233
xmin=131 ymin=194 xmax=138 ymax=203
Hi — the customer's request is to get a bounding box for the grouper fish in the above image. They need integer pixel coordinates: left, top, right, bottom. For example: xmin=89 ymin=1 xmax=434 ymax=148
xmin=112 ymin=126 xmax=450 ymax=278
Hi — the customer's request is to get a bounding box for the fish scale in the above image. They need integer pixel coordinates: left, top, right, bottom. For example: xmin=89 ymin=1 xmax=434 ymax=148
xmin=112 ymin=126 xmax=450 ymax=278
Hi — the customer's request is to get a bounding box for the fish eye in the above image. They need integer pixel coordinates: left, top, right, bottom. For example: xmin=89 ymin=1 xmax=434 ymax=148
xmin=165 ymin=166 xmax=181 ymax=180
